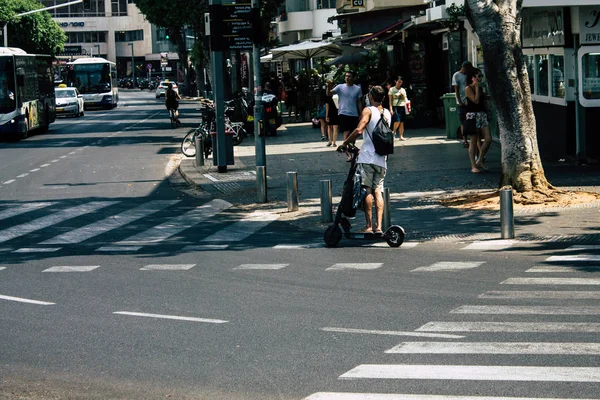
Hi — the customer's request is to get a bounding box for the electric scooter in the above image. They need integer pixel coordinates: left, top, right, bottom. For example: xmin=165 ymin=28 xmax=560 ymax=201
xmin=324 ymin=144 xmax=405 ymax=248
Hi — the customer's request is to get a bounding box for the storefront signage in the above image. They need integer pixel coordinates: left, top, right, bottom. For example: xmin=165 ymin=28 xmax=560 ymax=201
xmin=580 ymin=6 xmax=600 ymax=44
xmin=522 ymin=7 xmax=564 ymax=48
xmin=58 ymin=22 xmax=85 ymax=28
xmin=58 ymin=46 xmax=83 ymax=56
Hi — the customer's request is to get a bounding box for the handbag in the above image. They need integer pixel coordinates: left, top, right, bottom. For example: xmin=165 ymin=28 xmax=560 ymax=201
xmin=404 ymin=100 xmax=411 ymax=114
xmin=464 ymin=117 xmax=477 ymax=135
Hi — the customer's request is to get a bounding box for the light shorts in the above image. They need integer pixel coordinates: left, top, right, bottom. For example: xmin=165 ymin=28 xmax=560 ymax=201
xmin=357 ymin=163 xmax=386 ymax=191
xmin=465 ymin=111 xmax=489 ymax=129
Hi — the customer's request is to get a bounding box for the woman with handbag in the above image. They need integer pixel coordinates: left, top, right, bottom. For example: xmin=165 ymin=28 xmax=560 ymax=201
xmin=465 ymin=68 xmax=492 ymax=173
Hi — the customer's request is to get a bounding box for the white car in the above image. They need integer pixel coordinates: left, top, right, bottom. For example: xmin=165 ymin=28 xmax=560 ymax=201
xmin=55 ymin=87 xmax=84 ymax=117
xmin=155 ymin=81 xmax=178 ymax=98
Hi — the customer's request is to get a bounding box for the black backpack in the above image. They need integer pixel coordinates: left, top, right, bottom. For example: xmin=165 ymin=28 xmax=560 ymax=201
xmin=367 ymin=108 xmax=394 ymax=156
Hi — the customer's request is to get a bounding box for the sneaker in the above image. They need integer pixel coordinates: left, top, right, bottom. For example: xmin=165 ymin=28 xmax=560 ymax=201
xmin=326 ymin=142 xmax=332 ymax=147
xmin=321 ymin=136 xmax=327 ymax=141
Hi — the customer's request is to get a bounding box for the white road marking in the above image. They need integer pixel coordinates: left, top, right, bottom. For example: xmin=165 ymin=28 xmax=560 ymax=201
xmin=96 ymin=246 xmax=142 ymax=252
xmin=140 ymin=264 xmax=195 ymax=270
xmin=304 ymin=394 xmax=596 ymax=400
xmin=16 ymin=173 xmax=28 ymax=178
xmin=0 ymin=267 xmax=5 ymax=271
xmin=40 ymin=164 xmax=50 ymax=167
xmin=51 ymin=159 xmax=59 ymax=163
xmin=526 ymin=266 xmax=595 ymax=273
xmin=0 ymin=201 xmax=118 ymax=244
xmin=29 ymin=168 xmax=40 ymax=172
xmin=43 ymin=265 xmax=100 ymax=272
xmin=502 ymin=277 xmax=600 ymax=285
xmin=567 ymin=245 xmax=600 ymax=251
xmin=385 ymin=341 xmax=600 ymax=355
xmin=234 ymin=264 xmax=288 ymax=270
xmin=203 ymin=173 xmax=219 ymax=182
xmin=201 ymin=210 xmax=278 ymax=242
xmin=546 ymin=255 xmax=600 ymax=262
xmin=13 ymin=247 xmax=61 ymax=253
xmin=0 ymin=294 xmax=55 ymax=305
xmin=113 ymin=199 xmax=232 ymax=245
xmin=0 ymin=202 xmax=55 ymax=221
xmin=321 ymin=327 xmax=464 ymax=339
xmin=417 ymin=321 xmax=600 ymax=333
xmin=480 ymin=290 xmax=600 ymax=299
xmin=113 ymin=311 xmax=228 ymax=324
xmin=411 ymin=261 xmax=485 ymax=272
xmin=41 ymin=200 xmax=179 ymax=244
xmin=461 ymin=240 xmax=516 ymax=250
xmin=339 ymin=364 xmax=600 ymax=382
xmin=273 ymin=243 xmax=323 ymax=249
xmin=451 ymin=305 xmax=600 ymax=315
xmin=182 ymin=244 xmax=229 ymax=251
xmin=2 ymin=180 xmax=15 ymax=184
xmin=326 ymin=263 xmax=383 ymax=271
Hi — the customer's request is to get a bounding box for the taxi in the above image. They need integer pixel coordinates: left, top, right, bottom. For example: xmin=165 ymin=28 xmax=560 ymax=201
xmin=55 ymin=85 xmax=85 ymax=117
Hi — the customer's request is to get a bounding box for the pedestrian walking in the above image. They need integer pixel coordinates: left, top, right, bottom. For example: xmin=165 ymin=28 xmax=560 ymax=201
xmin=316 ymin=94 xmax=328 ymax=141
xmin=337 ymin=85 xmax=391 ymax=234
xmin=327 ymin=71 xmax=363 ymax=160
xmin=388 ymin=76 xmax=408 ymax=141
xmin=325 ymin=81 xmax=339 ymax=147
xmin=452 ymin=61 xmax=473 ymax=147
xmin=465 ymin=68 xmax=492 ymax=173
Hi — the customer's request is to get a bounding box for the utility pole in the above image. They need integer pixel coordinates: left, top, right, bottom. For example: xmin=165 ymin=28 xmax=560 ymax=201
xmin=252 ymin=0 xmax=265 ymax=171
xmin=128 ymin=43 xmax=135 ymax=87
xmin=209 ymin=0 xmax=228 ymax=173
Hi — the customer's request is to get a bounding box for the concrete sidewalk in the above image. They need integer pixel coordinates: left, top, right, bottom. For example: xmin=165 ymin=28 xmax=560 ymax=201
xmin=179 ymin=122 xmax=600 ymax=243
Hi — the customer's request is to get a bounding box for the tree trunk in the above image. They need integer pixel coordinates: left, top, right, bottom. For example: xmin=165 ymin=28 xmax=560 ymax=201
xmin=466 ymin=0 xmax=556 ymax=202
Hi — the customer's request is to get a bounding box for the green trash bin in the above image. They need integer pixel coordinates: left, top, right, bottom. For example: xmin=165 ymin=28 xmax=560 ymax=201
xmin=441 ymin=93 xmax=461 ymax=140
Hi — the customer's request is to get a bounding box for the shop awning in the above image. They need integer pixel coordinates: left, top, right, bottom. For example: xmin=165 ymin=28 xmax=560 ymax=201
xmin=351 ymin=18 xmax=411 ymax=47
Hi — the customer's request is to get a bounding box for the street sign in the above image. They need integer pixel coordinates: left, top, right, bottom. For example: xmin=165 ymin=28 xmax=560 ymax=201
xmin=147 ymin=63 xmax=152 ymax=71
xmin=210 ymin=2 xmax=255 ymax=51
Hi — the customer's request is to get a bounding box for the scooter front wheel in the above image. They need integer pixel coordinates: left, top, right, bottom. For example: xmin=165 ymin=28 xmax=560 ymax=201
xmin=386 ymin=225 xmax=405 ymax=248
xmin=324 ymin=226 xmax=342 ymax=247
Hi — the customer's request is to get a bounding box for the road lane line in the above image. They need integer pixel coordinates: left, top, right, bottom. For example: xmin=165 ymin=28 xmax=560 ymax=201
xmin=13 ymin=247 xmax=61 ymax=253
xmin=526 ymin=266 xmax=599 ymax=273
xmin=326 ymin=263 xmax=383 ymax=271
xmin=411 ymin=262 xmax=485 ymax=272
xmin=416 ymin=321 xmax=600 ymax=333
xmin=43 ymin=265 xmax=100 ymax=272
xmin=0 ymin=201 xmax=118 ymax=244
xmin=321 ymin=327 xmax=464 ymax=339
xmin=385 ymin=342 xmax=600 ymax=355
xmin=140 ymin=264 xmax=195 ymax=270
xmin=113 ymin=199 xmax=231 ymax=245
xmin=201 ymin=210 xmax=278 ymax=243
xmin=0 ymin=202 xmax=55 ymax=221
xmin=502 ymin=277 xmax=600 ymax=285
xmin=113 ymin=311 xmax=228 ymax=324
xmin=461 ymin=240 xmax=516 ymax=250
xmin=2 ymin=180 xmax=15 ymax=184
xmin=304 ymin=394 xmax=599 ymax=400
xmin=0 ymin=294 xmax=55 ymax=305
xmin=546 ymin=255 xmax=600 ymax=262
xmin=234 ymin=264 xmax=288 ymax=270
xmin=41 ymin=200 xmax=179 ymax=244
xmin=451 ymin=305 xmax=600 ymax=315
xmin=479 ymin=290 xmax=600 ymax=299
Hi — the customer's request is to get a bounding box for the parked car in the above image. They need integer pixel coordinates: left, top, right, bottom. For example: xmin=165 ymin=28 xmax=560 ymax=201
xmin=55 ymin=86 xmax=84 ymax=117
xmin=155 ymin=81 xmax=178 ymax=98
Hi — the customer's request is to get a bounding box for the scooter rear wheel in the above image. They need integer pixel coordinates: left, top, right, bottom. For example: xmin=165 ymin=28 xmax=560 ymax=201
xmin=324 ymin=226 xmax=342 ymax=247
xmin=386 ymin=226 xmax=405 ymax=248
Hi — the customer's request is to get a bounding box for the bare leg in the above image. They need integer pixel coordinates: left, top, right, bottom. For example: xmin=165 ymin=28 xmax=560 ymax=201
xmin=320 ymin=118 xmax=327 ymax=140
xmin=392 ymin=121 xmax=400 ymax=138
xmin=331 ymin=125 xmax=338 ymax=146
xmin=469 ymin=134 xmax=480 ymax=173
xmin=476 ymin=125 xmax=492 ymax=169
xmin=327 ymin=123 xmax=333 ymax=144
xmin=399 ymin=121 xmax=405 ymax=140
xmin=362 ymin=187 xmax=374 ymax=232
xmin=372 ymin=188 xmax=384 ymax=233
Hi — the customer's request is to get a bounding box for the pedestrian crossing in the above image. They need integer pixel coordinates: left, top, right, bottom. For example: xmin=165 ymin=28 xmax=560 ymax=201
xmin=304 ymin=244 xmax=600 ymax=399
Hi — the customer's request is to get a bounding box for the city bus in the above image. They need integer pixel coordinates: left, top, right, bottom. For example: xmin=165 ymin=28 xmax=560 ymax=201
xmin=66 ymin=57 xmax=118 ymax=109
xmin=0 ymin=47 xmax=56 ymax=140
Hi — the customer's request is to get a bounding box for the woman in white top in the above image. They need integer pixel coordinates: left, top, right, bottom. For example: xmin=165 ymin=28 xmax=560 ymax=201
xmin=388 ymin=76 xmax=408 ymax=141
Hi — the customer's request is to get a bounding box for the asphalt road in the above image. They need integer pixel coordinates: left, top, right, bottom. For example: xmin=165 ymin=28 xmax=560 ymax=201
xmin=0 ymin=91 xmax=599 ymax=400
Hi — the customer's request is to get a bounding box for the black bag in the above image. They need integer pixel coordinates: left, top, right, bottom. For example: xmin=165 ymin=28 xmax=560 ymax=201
xmin=367 ymin=109 xmax=394 ymax=156
xmin=464 ymin=117 xmax=477 ymax=136
xmin=339 ymin=178 xmax=357 ymax=217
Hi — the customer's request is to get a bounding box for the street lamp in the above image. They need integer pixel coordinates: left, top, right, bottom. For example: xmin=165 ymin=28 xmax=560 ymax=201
xmin=2 ymin=0 xmax=83 ymax=47
xmin=128 ymin=42 xmax=134 ymax=88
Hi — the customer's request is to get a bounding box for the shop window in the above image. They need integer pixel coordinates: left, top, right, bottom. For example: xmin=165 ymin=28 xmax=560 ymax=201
xmin=536 ymin=54 xmax=549 ymax=96
xmin=581 ymin=53 xmax=600 ymax=100
xmin=524 ymin=49 xmax=566 ymax=105
xmin=524 ymin=54 xmax=536 ymax=95
xmin=551 ymin=55 xmax=565 ymax=98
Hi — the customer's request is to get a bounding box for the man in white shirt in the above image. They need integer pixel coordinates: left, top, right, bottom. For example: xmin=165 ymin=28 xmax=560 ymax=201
xmin=327 ymin=71 xmax=363 ymax=144
xmin=452 ymin=61 xmax=472 ymax=146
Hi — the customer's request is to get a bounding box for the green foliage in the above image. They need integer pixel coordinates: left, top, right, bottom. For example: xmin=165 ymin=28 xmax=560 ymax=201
xmin=441 ymin=3 xmax=465 ymax=31
xmin=1 ymin=0 xmax=66 ymax=56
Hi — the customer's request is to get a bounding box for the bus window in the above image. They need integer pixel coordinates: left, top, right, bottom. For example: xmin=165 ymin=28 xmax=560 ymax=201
xmin=0 ymin=57 xmax=16 ymax=112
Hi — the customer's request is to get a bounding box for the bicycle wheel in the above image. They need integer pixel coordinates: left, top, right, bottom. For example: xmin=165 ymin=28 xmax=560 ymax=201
xmin=232 ymin=125 xmax=246 ymax=146
xmin=181 ymin=130 xmax=197 ymax=157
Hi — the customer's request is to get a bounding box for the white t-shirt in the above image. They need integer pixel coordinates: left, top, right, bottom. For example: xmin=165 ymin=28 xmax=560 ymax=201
xmin=332 ymin=84 xmax=362 ymax=117
xmin=357 ymin=106 xmax=391 ymax=169
xmin=388 ymin=86 xmax=407 ymax=107
xmin=452 ymin=71 xmax=468 ymax=105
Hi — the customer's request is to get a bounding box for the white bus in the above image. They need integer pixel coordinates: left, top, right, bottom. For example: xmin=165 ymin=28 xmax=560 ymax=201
xmin=0 ymin=47 xmax=56 ymax=140
xmin=66 ymin=57 xmax=118 ymax=109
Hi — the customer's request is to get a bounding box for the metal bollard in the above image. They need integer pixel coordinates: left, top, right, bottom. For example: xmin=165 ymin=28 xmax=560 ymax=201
xmin=500 ymin=186 xmax=515 ymax=239
xmin=256 ymin=166 xmax=267 ymax=203
xmin=320 ymin=180 xmax=333 ymax=223
xmin=194 ymin=136 xmax=204 ymax=167
xmin=287 ymin=171 xmax=299 ymax=211
xmin=382 ymin=188 xmax=391 ymax=231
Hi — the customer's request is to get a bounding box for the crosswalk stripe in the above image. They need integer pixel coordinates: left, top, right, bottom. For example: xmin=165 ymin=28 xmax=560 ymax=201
xmin=416 ymin=321 xmax=600 ymax=333
xmin=304 ymin=393 xmax=599 ymax=400
xmin=0 ymin=294 xmax=55 ymax=305
xmin=546 ymin=255 xmax=600 ymax=262
xmin=43 ymin=266 xmax=100 ymax=272
xmin=385 ymin=341 xmax=600 ymax=355
xmin=113 ymin=311 xmax=228 ymax=324
xmin=0 ymin=201 xmax=118 ymax=244
xmin=461 ymin=240 xmax=516 ymax=250
xmin=451 ymin=305 xmax=600 ymax=315
xmin=479 ymin=291 xmax=600 ymax=299
xmin=41 ymin=200 xmax=179 ymax=244
xmin=96 ymin=245 xmax=142 ymax=252
xmin=326 ymin=263 xmax=383 ymax=271
xmin=140 ymin=264 xmax=195 ymax=270
xmin=201 ymin=210 xmax=279 ymax=242
xmin=525 ymin=266 xmax=596 ymax=273
xmin=182 ymin=244 xmax=229 ymax=251
xmin=234 ymin=264 xmax=288 ymax=270
xmin=0 ymin=202 xmax=55 ymax=221
xmin=411 ymin=262 xmax=485 ymax=272
xmin=13 ymin=247 xmax=61 ymax=253
xmin=339 ymin=364 xmax=600 ymax=382
xmin=111 ymin=199 xmax=232 ymax=246
xmin=321 ymin=327 xmax=464 ymax=339
xmin=273 ymin=243 xmax=323 ymax=249
xmin=567 ymin=245 xmax=600 ymax=251
xmin=502 ymin=277 xmax=600 ymax=285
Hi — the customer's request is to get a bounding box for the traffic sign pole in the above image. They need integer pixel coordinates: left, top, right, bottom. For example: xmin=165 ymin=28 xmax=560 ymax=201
xmin=252 ymin=0 xmax=266 ymax=174
xmin=209 ymin=0 xmax=228 ymax=173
